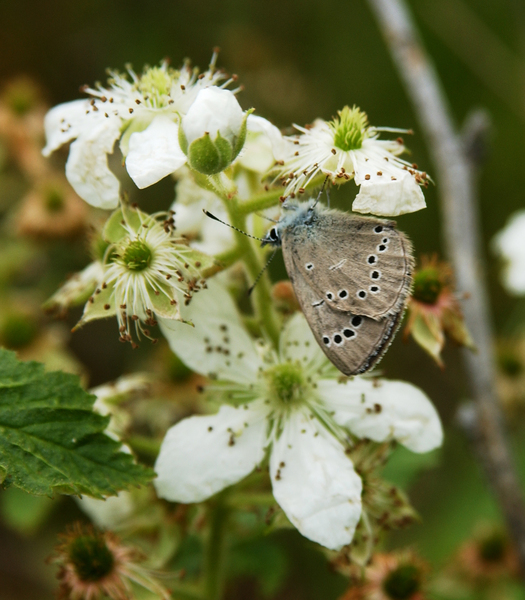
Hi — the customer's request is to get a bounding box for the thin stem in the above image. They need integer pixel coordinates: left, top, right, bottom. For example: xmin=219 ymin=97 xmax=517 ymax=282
xmin=367 ymin=0 xmax=525 ymax=576
xmin=236 ymin=170 xmax=326 ymax=215
xmin=225 ymin=196 xmax=281 ymax=348
xmin=237 ymin=186 xmax=283 ymax=215
xmin=202 ymin=496 xmax=229 ymax=600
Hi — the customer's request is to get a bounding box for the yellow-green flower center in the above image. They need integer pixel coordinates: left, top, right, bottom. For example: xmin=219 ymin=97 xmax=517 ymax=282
xmin=69 ymin=534 xmax=115 ymax=582
xmin=330 ymin=105 xmax=369 ymax=152
xmin=266 ymin=363 xmax=308 ymax=408
xmin=137 ymin=66 xmax=176 ymax=98
xmin=412 ymin=267 xmax=443 ymax=305
xmin=382 ymin=564 xmax=421 ymax=600
xmin=122 ymin=240 xmax=152 ymax=271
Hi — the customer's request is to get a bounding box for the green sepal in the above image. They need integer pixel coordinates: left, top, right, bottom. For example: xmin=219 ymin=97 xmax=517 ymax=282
xmin=411 ymin=312 xmax=444 ymax=367
xmin=0 ymin=349 xmax=154 ymax=497
xmin=442 ymin=310 xmax=477 ymax=352
xmin=187 ymin=132 xmax=227 ymax=175
xmin=149 ymin=287 xmax=183 ymax=320
xmin=74 ymin=283 xmax=116 ymax=330
xmin=214 ymin=131 xmax=233 ymax=169
xmin=42 ymin=274 xmax=98 ymax=313
xmin=232 ymin=108 xmax=254 ymax=160
xmin=103 ymin=204 xmax=144 ymax=244
xmin=180 ymin=246 xmax=218 ymax=273
xmin=178 ymin=116 xmax=188 ymax=155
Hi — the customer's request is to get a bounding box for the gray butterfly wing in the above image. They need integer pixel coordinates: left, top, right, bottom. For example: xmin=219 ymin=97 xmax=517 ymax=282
xmin=285 ymin=263 xmax=403 ymax=376
xmin=284 ymin=210 xmax=414 ymax=320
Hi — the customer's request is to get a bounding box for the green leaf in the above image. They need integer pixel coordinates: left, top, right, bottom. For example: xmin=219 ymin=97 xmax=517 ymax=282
xmin=0 ymin=349 xmax=154 ymax=497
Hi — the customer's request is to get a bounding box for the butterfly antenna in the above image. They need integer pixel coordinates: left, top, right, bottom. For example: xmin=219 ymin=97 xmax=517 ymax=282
xmin=203 ymin=209 xmax=266 ymax=242
xmin=311 ymin=174 xmax=330 ymax=209
xmin=247 ymin=249 xmax=278 ymax=296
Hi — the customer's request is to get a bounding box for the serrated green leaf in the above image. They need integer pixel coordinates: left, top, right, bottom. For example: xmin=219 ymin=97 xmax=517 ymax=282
xmin=0 ymin=349 xmax=154 ymax=497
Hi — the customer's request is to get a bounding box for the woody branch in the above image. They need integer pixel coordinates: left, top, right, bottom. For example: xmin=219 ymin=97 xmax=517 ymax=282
xmin=367 ymin=0 xmax=525 ymax=577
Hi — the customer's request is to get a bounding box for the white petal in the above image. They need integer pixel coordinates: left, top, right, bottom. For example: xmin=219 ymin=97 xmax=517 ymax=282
xmin=42 ymin=99 xmax=91 ymax=156
xmin=159 ymin=280 xmax=263 ymax=384
xmin=154 ymin=401 xmax=269 ymax=503
xmin=270 ymin=410 xmax=362 ymax=550
xmin=351 ymin=142 xmax=426 ymax=216
xmin=183 ymin=87 xmax=244 ymax=145
xmin=76 ymin=492 xmax=135 ymax=528
xmin=318 ymin=378 xmax=443 ymax=453
xmin=238 ymin=115 xmax=287 ymax=171
xmin=352 ymin=175 xmax=426 ymax=217
xmin=279 ymin=312 xmax=327 ymax=372
xmin=126 ymin=116 xmax=187 ymax=188
xmin=65 ymin=118 xmax=121 ymax=209
xmin=492 ymin=210 xmax=525 ymax=294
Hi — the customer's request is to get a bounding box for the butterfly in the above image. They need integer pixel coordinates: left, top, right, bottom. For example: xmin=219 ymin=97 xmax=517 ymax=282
xmin=261 ymin=200 xmax=414 ymax=376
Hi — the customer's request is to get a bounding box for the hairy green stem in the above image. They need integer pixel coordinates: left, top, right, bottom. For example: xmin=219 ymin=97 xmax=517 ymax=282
xmin=202 ymin=497 xmax=230 ymax=600
xmin=224 ymin=196 xmax=281 ymax=348
xmin=237 ymin=186 xmax=283 ymax=215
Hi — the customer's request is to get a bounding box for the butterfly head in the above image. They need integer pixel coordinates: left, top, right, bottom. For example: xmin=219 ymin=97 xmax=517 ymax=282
xmin=261 ymin=200 xmax=319 ymax=247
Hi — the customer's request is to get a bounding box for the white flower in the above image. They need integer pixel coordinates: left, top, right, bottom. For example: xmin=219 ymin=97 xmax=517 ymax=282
xmin=237 ymin=114 xmax=287 ymax=174
xmin=42 ymin=53 xmax=237 ymax=208
xmin=155 ymin=281 xmax=442 ymax=550
xmin=492 ymin=210 xmax=525 ymax=295
xmin=179 ymin=87 xmax=250 ymax=175
xmin=75 ymin=204 xmax=214 ymax=345
xmin=274 ymin=106 xmax=429 ymax=217
xmin=182 ymin=87 xmax=244 ymax=146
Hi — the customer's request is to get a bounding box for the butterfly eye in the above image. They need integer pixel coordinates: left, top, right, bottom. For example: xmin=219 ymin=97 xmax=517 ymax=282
xmin=269 ymin=228 xmax=279 ymax=241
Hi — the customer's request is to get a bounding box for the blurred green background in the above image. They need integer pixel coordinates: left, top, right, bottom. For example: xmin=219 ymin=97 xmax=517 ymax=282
xmin=1 ymin=0 xmax=525 ymax=598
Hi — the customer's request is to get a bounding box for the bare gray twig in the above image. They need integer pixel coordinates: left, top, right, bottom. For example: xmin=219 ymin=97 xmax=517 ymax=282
xmin=367 ymin=0 xmax=525 ymax=575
